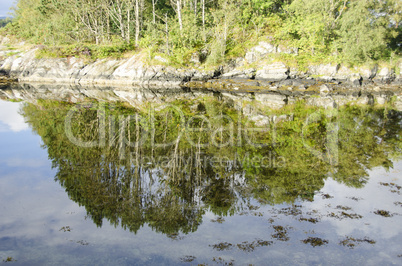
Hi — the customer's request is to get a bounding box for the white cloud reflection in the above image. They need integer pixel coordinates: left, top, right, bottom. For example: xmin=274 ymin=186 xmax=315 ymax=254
xmin=307 ymin=160 xmax=402 ymax=239
xmin=0 ymin=100 xmax=29 ymax=132
xmin=5 ymin=157 xmax=48 ymax=168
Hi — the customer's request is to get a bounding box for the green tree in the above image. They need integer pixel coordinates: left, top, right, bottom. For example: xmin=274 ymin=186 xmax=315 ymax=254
xmin=336 ymin=0 xmax=390 ymax=63
xmin=0 ymin=17 xmax=12 ymax=28
xmin=278 ymin=0 xmax=347 ymax=55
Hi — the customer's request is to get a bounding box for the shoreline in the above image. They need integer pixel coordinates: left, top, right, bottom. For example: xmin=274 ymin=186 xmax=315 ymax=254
xmin=1 ymin=82 xmax=401 ymax=112
xmin=0 ymin=40 xmax=401 ymax=88
xmin=0 ymin=41 xmax=401 ymax=111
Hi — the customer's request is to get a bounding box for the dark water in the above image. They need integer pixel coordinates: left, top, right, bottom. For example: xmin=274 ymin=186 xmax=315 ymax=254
xmin=0 ymin=85 xmax=402 ymax=265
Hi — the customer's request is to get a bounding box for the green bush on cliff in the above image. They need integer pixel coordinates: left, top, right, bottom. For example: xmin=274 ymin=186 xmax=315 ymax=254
xmin=35 ymin=43 xmax=135 ymax=60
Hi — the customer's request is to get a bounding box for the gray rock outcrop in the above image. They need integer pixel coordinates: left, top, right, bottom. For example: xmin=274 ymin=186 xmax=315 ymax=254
xmin=373 ymin=67 xmax=395 ymax=84
xmin=308 ymin=64 xmax=340 ymax=81
xmin=0 ymin=49 xmax=210 ymax=87
xmin=255 ymin=62 xmax=289 ymax=81
xmin=245 ymin=42 xmax=277 ymax=64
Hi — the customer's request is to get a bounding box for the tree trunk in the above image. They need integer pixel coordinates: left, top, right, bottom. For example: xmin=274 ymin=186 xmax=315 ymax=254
xmin=165 ymin=13 xmax=169 ymax=55
xmin=118 ymin=6 xmax=125 ymax=40
xmin=202 ymin=0 xmax=205 ymax=42
xmin=135 ymin=0 xmax=140 ymax=46
xmin=140 ymin=0 xmax=144 ymax=31
xmin=177 ymin=0 xmax=183 ymax=32
xmin=152 ymin=0 xmax=156 ymax=23
xmin=127 ymin=7 xmax=130 ymax=42
xmin=106 ymin=11 xmax=110 ymax=42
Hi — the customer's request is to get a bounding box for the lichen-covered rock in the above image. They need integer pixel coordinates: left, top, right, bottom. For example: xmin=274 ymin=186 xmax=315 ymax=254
xmin=244 ymin=42 xmax=298 ymax=64
xmin=334 ymin=66 xmax=353 ymax=81
xmin=374 ymin=67 xmax=395 ymax=83
xmin=245 ymin=42 xmax=277 ymax=64
xmin=288 ymin=67 xmax=302 ymax=79
xmin=308 ymin=64 xmax=340 ymax=79
xmin=112 ymin=54 xmax=145 ymax=81
xmin=349 ymin=74 xmax=362 ymax=86
xmin=190 ymin=70 xmax=215 ymax=81
xmin=0 ymin=50 xmax=199 ymax=86
xmin=358 ymin=67 xmax=372 ymax=80
xmin=255 ymin=62 xmax=289 ymax=81
xmin=3 ymin=49 xmax=87 ymax=83
xmin=221 ymin=69 xmax=256 ymax=79
xmin=79 ymin=59 xmax=122 ymax=84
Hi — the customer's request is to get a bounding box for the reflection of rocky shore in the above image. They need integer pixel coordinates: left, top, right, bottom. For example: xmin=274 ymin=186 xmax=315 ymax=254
xmin=1 ymin=82 xmax=402 ymax=111
xmin=0 ymin=75 xmax=17 ymax=83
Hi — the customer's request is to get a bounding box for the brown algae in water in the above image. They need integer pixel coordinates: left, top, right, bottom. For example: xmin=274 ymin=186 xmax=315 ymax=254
xmin=299 ymin=217 xmax=320 ymax=223
xmin=236 ymin=239 xmax=273 ymax=252
xmin=339 ymin=236 xmax=376 ymax=249
xmin=210 ymin=242 xmax=233 ymax=251
xmin=59 ymin=226 xmax=71 ymax=232
xmin=211 ymin=217 xmax=225 ymax=223
xmin=301 ymin=237 xmax=329 ymax=247
xmin=2 ymin=257 xmax=17 ymax=262
xmin=272 ymin=225 xmax=290 ymax=241
xmin=180 ymin=255 xmax=196 ymax=262
xmin=374 ymin=210 xmax=393 ymax=217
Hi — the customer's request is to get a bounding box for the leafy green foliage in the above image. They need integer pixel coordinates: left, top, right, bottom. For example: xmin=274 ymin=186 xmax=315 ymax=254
xmin=3 ymin=0 xmax=400 ymax=67
xmin=0 ymin=17 xmax=12 ymax=28
xmin=35 ymin=43 xmax=135 ymax=59
xmin=336 ymin=0 xmax=389 ymax=63
xmin=277 ymin=0 xmax=401 ymax=64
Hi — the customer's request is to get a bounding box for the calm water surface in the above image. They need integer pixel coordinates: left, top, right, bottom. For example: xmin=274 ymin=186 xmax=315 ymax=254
xmin=0 ymin=85 xmax=402 ymax=265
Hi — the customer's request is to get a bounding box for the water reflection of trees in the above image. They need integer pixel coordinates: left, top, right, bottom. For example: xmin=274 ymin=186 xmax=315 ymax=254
xmin=21 ymin=98 xmax=402 ymax=235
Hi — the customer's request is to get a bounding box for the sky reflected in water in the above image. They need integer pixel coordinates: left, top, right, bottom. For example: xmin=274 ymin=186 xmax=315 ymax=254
xmin=0 ymin=96 xmax=401 ymax=265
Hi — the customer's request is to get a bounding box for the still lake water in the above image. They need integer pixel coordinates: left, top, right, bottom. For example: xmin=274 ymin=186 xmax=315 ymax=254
xmin=0 ymin=84 xmax=402 ymax=265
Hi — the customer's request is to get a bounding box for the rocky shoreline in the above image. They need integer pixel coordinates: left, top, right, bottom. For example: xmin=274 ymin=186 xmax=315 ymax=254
xmin=1 ymin=39 xmax=401 ymax=87
xmin=0 ymin=38 xmax=401 ymax=110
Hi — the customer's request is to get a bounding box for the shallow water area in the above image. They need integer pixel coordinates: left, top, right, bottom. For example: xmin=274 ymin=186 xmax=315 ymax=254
xmin=0 ymin=84 xmax=402 ymax=265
